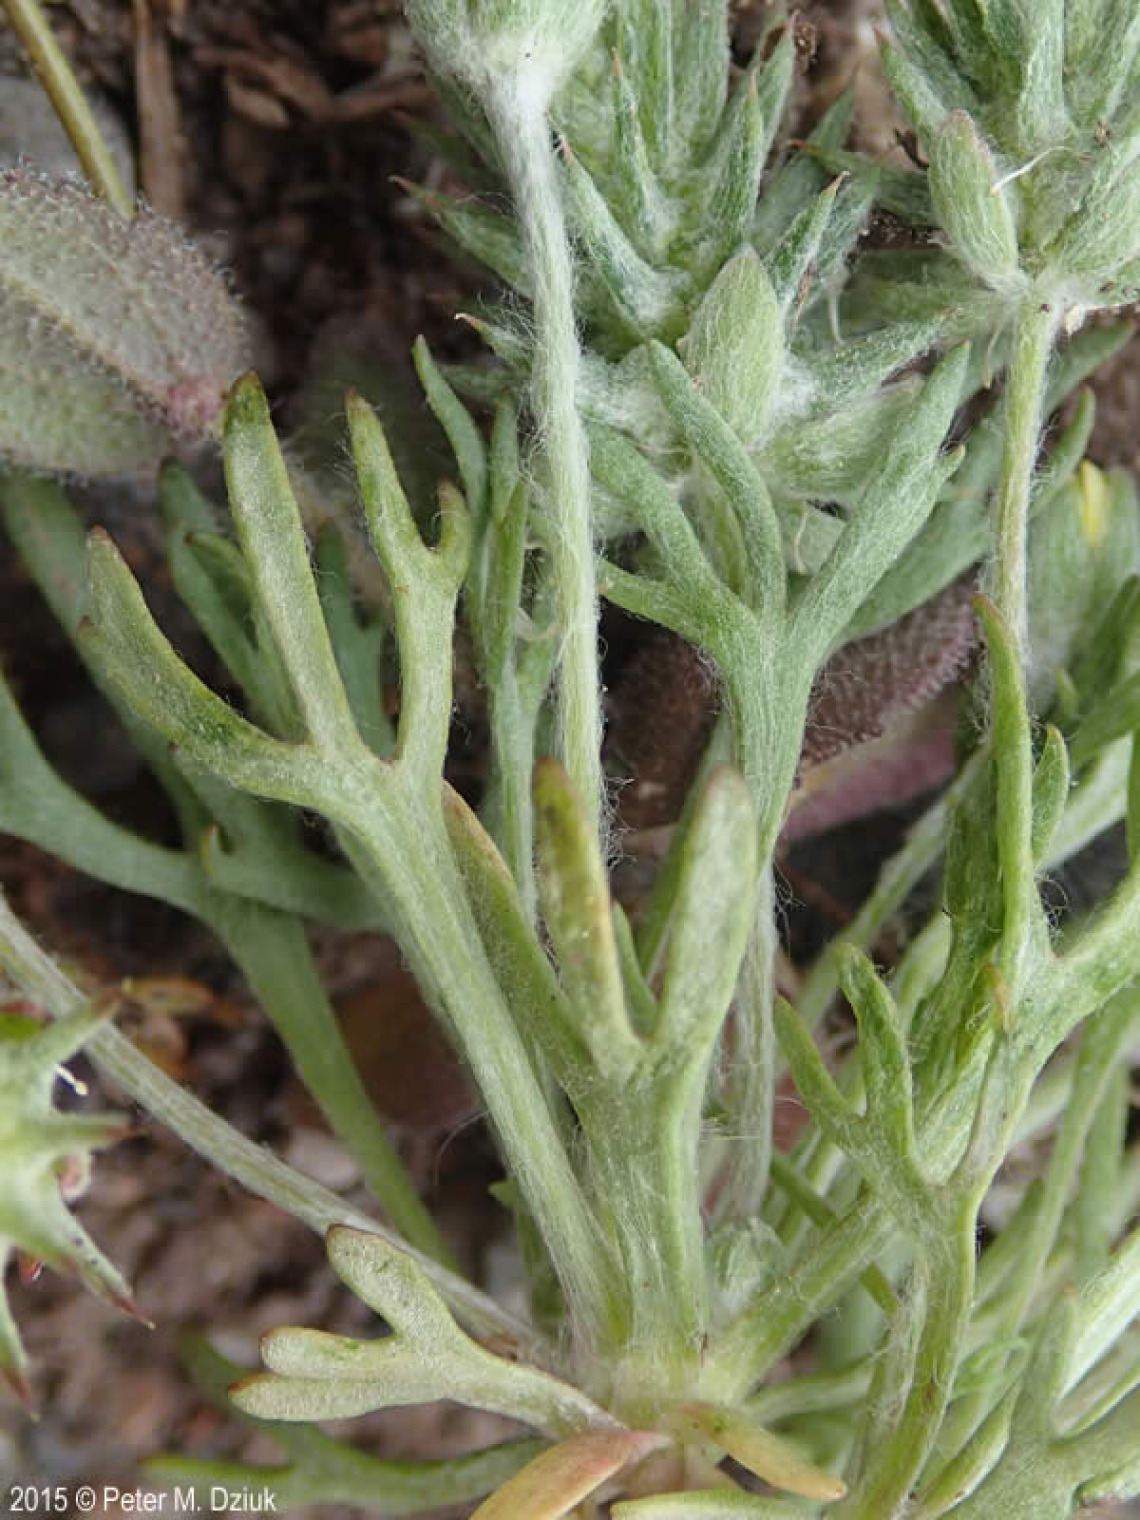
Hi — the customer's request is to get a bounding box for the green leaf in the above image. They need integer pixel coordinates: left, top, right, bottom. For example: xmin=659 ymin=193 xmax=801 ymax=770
xmin=1079 ymin=1448 xmax=1140 ymax=1505
xmin=976 ymin=594 xmax=1043 ymax=973
xmin=346 ymin=389 xmax=471 ymax=776
xmin=669 ymin=1404 xmax=846 ymax=1502
xmin=647 ymin=340 xmax=784 ymax=617
xmin=774 ymin=997 xmax=861 ymax=1160
xmin=929 ymin=112 xmax=1022 ymax=290
xmin=1031 ymin=726 xmax=1070 ymax=863
xmin=0 ymin=996 xmax=133 ymax=1403
xmin=653 ymin=768 xmax=757 ymax=1054
xmin=1017 ymin=0 xmax=1068 ymax=144
xmin=1029 ymin=464 xmax=1140 ymax=714
xmin=166 ymin=525 xmax=300 ymax=740
xmin=754 ymin=91 xmax=854 ymax=254
xmin=224 ymin=374 xmax=362 ymax=752
xmin=1066 ymin=1224 xmax=1140 ymax=1395
xmin=789 ymin=344 xmax=970 ymax=662
xmin=399 ymin=179 xmax=531 ymax=293
xmin=672 ymin=0 xmax=729 ymax=150
xmin=608 ymin=50 xmax=670 ymax=251
xmin=678 ymin=249 xmax=783 ymax=442
xmin=883 ymin=0 xmax=982 ymax=146
xmin=763 ymin=178 xmax=843 ymax=314
xmin=412 ymin=336 xmax=488 ymax=525
xmin=913 ymin=1387 xmax=1017 ymax=1516
xmin=1046 ymin=153 xmax=1140 ymax=287
xmin=233 ymin=1226 xmax=611 ymax=1437
xmin=82 ymin=528 xmax=327 ymax=810
xmin=533 ymin=759 xmax=641 ymax=1077
xmin=562 ymin=143 xmax=687 ymax=338
xmin=802 ymin=145 xmax=934 ymax=223
xmin=441 ymin=785 xmax=582 ymax=1091
xmin=614 ymin=1493 xmax=814 ymax=1519
xmin=837 ymin=947 xmax=915 ymax=1160
xmin=699 ymin=42 xmax=785 ymax=272
xmin=313 ymin=523 xmax=393 ymax=755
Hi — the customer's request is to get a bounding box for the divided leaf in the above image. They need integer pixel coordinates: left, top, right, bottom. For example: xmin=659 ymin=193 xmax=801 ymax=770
xmin=232 ymin=1227 xmax=611 ymax=1438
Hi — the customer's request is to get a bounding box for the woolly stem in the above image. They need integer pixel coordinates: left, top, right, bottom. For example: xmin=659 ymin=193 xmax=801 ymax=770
xmin=1 ymin=0 xmax=133 ymax=218
xmin=841 ymin=1224 xmax=976 ymax=1520
xmin=716 ymin=869 xmax=778 ymax=1222
xmin=991 ymin=300 xmax=1060 ymax=660
xmin=486 ymin=77 xmax=604 ymax=829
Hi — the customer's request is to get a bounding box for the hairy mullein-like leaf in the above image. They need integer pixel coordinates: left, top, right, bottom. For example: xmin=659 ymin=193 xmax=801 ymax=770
xmin=0 ymin=996 xmax=133 ymax=1403
xmin=0 ymin=168 xmax=249 ymax=475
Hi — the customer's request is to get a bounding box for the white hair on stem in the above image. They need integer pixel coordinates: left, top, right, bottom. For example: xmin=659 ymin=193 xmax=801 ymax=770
xmin=486 ymin=66 xmax=607 ymax=837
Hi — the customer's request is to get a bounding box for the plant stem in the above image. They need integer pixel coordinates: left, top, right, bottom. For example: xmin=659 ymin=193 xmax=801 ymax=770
xmin=991 ymin=299 xmax=1061 ymax=660
xmin=1 ymin=0 xmax=134 ymax=218
xmin=716 ymin=870 xmax=777 ymax=1221
xmin=486 ymin=81 xmax=604 ymax=830
xmin=841 ymin=1224 xmax=975 ymax=1519
xmin=341 ymin=786 xmax=619 ymax=1350
xmin=212 ymin=908 xmax=456 ymax=1270
xmin=583 ymin=1077 xmax=710 ymax=1410
xmin=701 ymin=1195 xmax=895 ymax=1404
xmin=0 ymin=891 xmax=533 ymax=1353
xmin=485 ymin=660 xmax=546 ymax=923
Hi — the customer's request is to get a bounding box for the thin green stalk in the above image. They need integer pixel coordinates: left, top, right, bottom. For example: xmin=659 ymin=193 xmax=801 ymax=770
xmin=744 ymin=1361 xmax=873 ymax=1425
xmin=1 ymin=0 xmax=133 ymax=217
xmin=344 ymin=786 xmax=621 ymax=1352
xmin=487 ymin=670 xmax=537 ymax=917
xmin=796 ymin=770 xmax=969 ymax=1027
xmin=716 ymin=869 xmax=777 ymax=1221
xmin=991 ymin=300 xmax=1061 ymax=659
xmin=841 ymin=1224 xmax=976 ymax=1520
xmin=997 ymin=988 xmax=1140 ymax=1332
xmin=0 ymin=477 xmax=449 ymax=1264
xmin=725 ymin=633 xmax=803 ymax=863
xmin=923 ymin=989 xmax=1137 ymax=1498
xmin=212 ymin=910 xmax=456 ymax=1270
xmin=485 ymin=84 xmax=604 ymax=829
xmin=0 ymin=891 xmax=534 ymax=1354
xmin=701 ymin=1194 xmax=895 ymax=1404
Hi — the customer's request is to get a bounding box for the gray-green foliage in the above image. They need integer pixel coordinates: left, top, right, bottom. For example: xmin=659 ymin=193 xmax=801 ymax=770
xmin=0 ymin=168 xmax=249 ymax=474
xmin=0 ymin=996 xmax=132 ymax=1401
xmin=2 ymin=1 xmax=1140 ymax=1517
